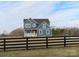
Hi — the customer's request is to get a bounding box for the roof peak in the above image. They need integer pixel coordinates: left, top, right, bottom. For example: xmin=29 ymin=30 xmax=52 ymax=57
xmin=24 ymin=18 xmax=50 ymax=24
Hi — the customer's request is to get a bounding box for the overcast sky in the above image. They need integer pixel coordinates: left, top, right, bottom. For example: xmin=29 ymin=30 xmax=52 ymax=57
xmin=0 ymin=1 xmax=79 ymax=33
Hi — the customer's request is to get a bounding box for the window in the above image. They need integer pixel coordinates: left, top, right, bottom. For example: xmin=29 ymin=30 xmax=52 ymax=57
xmin=39 ymin=29 xmax=42 ymax=35
xmin=26 ymin=30 xmax=31 ymax=33
xmin=25 ymin=23 xmax=31 ymax=28
xmin=46 ymin=29 xmax=50 ymax=35
xmin=42 ymin=23 xmax=46 ymax=29
xmin=32 ymin=23 xmax=36 ymax=28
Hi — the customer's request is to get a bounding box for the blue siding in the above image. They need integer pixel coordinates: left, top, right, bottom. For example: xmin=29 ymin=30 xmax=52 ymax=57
xmin=24 ymin=19 xmax=32 ymax=29
xmin=37 ymin=22 xmax=52 ymax=37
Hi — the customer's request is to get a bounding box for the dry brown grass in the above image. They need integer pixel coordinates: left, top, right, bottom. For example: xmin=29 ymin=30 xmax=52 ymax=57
xmin=0 ymin=47 xmax=79 ymax=57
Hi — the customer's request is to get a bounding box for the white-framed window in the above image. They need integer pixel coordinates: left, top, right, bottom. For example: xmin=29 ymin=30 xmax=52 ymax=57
xmin=39 ymin=29 xmax=43 ymax=35
xmin=46 ymin=29 xmax=50 ymax=35
xmin=42 ymin=23 xmax=46 ymax=29
xmin=32 ymin=23 xmax=36 ymax=28
xmin=25 ymin=23 xmax=31 ymax=28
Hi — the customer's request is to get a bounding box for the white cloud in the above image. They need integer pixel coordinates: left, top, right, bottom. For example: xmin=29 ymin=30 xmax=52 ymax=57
xmin=49 ymin=8 xmax=79 ymax=28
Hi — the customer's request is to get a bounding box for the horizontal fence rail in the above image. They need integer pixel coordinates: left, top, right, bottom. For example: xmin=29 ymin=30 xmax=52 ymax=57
xmin=0 ymin=36 xmax=79 ymax=51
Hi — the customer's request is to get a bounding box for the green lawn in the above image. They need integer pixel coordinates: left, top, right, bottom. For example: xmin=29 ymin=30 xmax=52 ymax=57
xmin=0 ymin=47 xmax=79 ymax=57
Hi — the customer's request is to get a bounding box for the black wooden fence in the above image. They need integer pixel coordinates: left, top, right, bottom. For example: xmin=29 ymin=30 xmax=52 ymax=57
xmin=0 ymin=36 xmax=79 ymax=51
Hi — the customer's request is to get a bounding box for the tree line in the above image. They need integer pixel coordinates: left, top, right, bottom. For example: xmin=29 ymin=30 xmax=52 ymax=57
xmin=1 ymin=27 xmax=79 ymax=37
xmin=52 ymin=28 xmax=79 ymax=36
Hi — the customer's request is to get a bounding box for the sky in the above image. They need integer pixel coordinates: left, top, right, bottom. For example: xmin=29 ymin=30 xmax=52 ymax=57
xmin=0 ymin=1 xmax=79 ymax=33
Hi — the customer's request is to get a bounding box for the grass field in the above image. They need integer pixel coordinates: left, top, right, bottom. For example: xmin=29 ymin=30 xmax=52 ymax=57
xmin=0 ymin=47 xmax=79 ymax=57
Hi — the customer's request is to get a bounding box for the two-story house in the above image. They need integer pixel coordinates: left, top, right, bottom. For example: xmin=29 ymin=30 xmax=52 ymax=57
xmin=24 ymin=18 xmax=52 ymax=37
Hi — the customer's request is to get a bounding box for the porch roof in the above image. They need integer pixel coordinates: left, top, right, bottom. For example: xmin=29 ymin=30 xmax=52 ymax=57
xmin=24 ymin=28 xmax=38 ymax=30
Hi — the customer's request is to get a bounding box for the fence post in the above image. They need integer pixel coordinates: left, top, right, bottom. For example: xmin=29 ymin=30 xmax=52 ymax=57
xmin=4 ymin=38 xmax=6 ymax=52
xmin=26 ymin=38 xmax=28 ymax=50
xmin=46 ymin=37 xmax=48 ymax=48
xmin=64 ymin=36 xmax=66 ymax=47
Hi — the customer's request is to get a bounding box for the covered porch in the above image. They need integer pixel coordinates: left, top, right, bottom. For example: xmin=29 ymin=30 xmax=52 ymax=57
xmin=24 ymin=29 xmax=37 ymax=37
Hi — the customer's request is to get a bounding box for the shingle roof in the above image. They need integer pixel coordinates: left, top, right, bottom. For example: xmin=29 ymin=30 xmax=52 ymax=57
xmin=24 ymin=18 xmax=50 ymax=24
xmin=33 ymin=19 xmax=50 ymax=24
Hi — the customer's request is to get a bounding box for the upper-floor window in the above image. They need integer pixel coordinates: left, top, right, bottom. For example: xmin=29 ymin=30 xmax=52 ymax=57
xmin=46 ymin=29 xmax=50 ymax=35
xmin=42 ymin=23 xmax=46 ymax=29
xmin=25 ymin=23 xmax=31 ymax=28
xmin=39 ymin=29 xmax=43 ymax=35
xmin=32 ymin=23 xmax=36 ymax=28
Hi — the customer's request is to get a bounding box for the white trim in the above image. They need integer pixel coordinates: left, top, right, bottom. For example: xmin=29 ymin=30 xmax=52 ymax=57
xmin=31 ymin=19 xmax=38 ymax=24
xmin=42 ymin=23 xmax=46 ymax=29
xmin=32 ymin=23 xmax=36 ymax=28
xmin=25 ymin=19 xmax=33 ymax=24
xmin=24 ymin=30 xmax=37 ymax=37
xmin=25 ymin=23 xmax=31 ymax=28
xmin=46 ymin=29 xmax=50 ymax=35
xmin=24 ymin=19 xmax=33 ymax=28
xmin=38 ymin=21 xmax=47 ymax=28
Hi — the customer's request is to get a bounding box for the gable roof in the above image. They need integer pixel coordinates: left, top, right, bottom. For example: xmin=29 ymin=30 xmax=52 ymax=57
xmin=24 ymin=18 xmax=50 ymax=24
xmin=33 ymin=19 xmax=50 ymax=24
